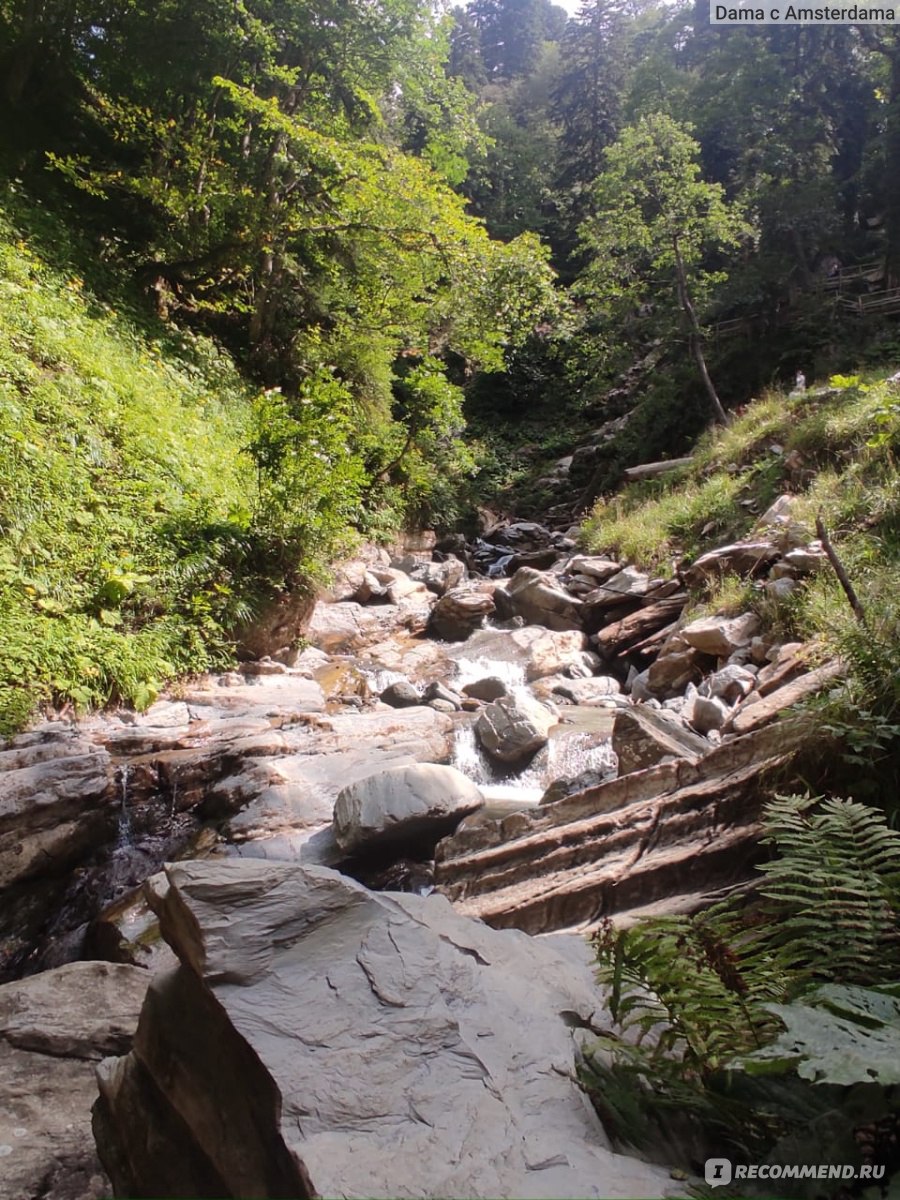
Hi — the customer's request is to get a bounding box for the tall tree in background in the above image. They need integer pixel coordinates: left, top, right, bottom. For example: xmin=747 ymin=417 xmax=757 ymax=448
xmin=577 ymin=114 xmax=751 ymax=425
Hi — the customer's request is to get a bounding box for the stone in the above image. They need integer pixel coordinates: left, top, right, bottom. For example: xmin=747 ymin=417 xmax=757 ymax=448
xmin=450 ymin=625 xmax=590 ymax=684
xmin=646 ymin=641 xmax=705 ymax=698
xmin=755 ymin=494 xmax=796 ymax=528
xmin=506 ymin=567 xmax=584 ymax=632
xmin=783 ymin=546 xmax=828 ymax=573
xmin=551 ymin=677 xmax=622 ymax=705
xmin=93 ymin=861 xmax=676 ymax=1200
xmin=428 ymin=698 xmax=457 ymax=714
xmin=306 ymin=600 xmax=429 ymax=654
xmin=612 ymin=706 xmax=709 ymax=776
xmin=730 ymin=662 xmax=843 ymax=735
xmin=680 ymin=541 xmax=779 ymax=587
xmin=680 ymin=612 xmax=761 ymax=658
xmin=236 ymin=587 xmax=317 ymax=661
xmin=0 ymin=961 xmax=147 ymax=1200
xmin=333 ymin=763 xmax=483 ymax=855
xmin=475 ymin=693 xmax=558 ymax=765
xmin=434 ymin=719 xmax=813 ymax=934
xmin=461 ymin=677 xmax=508 ymax=702
xmin=592 ymin=597 xmax=686 ymax=655
xmin=765 ymin=577 xmax=798 ymax=601
xmin=422 ymin=681 xmax=461 ymax=709
xmin=429 ymin=587 xmax=495 ymax=641
xmin=379 ymin=680 xmax=421 ymax=709
xmin=684 ymin=694 xmax=730 ymax=735
xmin=411 ymin=557 xmax=467 ymax=596
xmin=581 ymin=566 xmax=650 ymax=611
xmin=319 ymin=558 xmax=369 ymax=603
xmin=540 ymin=766 xmax=618 ymax=806
xmin=701 ymin=664 xmax=758 ymax=705
xmin=564 ymin=556 xmax=622 ymax=583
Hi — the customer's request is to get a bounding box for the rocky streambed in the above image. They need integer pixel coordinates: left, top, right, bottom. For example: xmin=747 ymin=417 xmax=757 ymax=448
xmin=0 ymin=505 xmax=841 ymax=1199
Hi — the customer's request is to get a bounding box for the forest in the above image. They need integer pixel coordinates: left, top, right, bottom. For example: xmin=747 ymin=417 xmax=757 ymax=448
xmin=3 ymin=1 xmax=900 ymax=1194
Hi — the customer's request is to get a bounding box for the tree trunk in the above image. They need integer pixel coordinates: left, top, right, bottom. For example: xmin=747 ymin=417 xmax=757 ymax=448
xmin=673 ymin=236 xmax=729 ymax=426
xmin=884 ymin=32 xmax=900 ymax=288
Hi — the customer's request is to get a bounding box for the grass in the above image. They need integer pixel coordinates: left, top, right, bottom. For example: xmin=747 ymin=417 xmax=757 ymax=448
xmin=0 ymin=194 xmax=258 ymax=733
xmin=582 ymin=371 xmax=900 ymax=592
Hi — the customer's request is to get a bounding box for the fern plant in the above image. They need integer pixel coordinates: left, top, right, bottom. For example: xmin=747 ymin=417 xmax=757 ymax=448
xmin=582 ymin=793 xmax=900 ymax=1185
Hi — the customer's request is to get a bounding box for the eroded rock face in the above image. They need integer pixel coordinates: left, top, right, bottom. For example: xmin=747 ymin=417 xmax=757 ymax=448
xmin=0 ymin=961 xmax=147 ymax=1200
xmin=611 ymin=706 xmax=709 ymax=776
xmin=333 ymin=764 xmax=483 ymax=856
xmin=93 ymin=860 xmax=676 ymax=1200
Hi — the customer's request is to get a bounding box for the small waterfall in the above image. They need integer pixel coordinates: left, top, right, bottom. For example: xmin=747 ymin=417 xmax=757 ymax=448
xmin=168 ymin=766 xmax=178 ymax=821
xmin=359 ymin=666 xmax=407 ymax=694
xmin=116 ymin=764 xmax=134 ymax=847
xmin=516 ymin=732 xmax=617 ymax=790
xmin=451 ymin=723 xmax=492 ymax=785
xmin=452 ymin=655 xmax=527 ymax=695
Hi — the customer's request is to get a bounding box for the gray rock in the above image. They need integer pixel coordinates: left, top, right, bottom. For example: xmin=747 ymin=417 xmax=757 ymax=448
xmin=612 ymin=706 xmax=709 ymax=775
xmin=685 ymin=694 xmax=730 ymax=735
xmin=680 ymin=541 xmax=779 ymax=586
xmin=461 ymin=677 xmax=508 ymax=702
xmin=506 ymin=567 xmax=584 ymax=631
xmin=94 ymin=861 xmax=675 ymax=1200
xmin=784 ymin=546 xmax=828 ymax=574
xmin=430 ymin=587 xmax=495 ymax=641
xmin=702 ymin=664 xmax=757 ymax=704
xmin=0 ymin=961 xmax=147 ymax=1200
xmin=680 ymin=612 xmax=761 ymax=658
xmin=551 ymin=676 xmax=622 ymax=705
xmin=380 ymin=680 xmax=421 ymax=709
xmin=423 ymin=681 xmax=462 ymax=709
xmin=540 ymin=766 xmax=618 ymax=805
xmin=333 ymin=763 xmax=483 ymax=854
xmin=581 ymin=566 xmax=650 ymax=611
xmin=475 ymin=693 xmax=558 ymax=765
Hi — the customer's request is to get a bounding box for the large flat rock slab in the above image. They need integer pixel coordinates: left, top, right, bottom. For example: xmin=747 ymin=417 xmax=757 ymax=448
xmin=94 ymin=860 xmax=678 ymax=1200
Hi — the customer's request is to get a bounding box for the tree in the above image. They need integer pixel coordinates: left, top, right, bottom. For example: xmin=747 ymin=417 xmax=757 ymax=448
xmin=576 ymin=113 xmax=751 ymax=425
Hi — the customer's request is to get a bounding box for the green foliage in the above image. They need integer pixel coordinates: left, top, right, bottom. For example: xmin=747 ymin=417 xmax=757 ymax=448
xmin=583 ymin=795 xmax=900 ymax=1182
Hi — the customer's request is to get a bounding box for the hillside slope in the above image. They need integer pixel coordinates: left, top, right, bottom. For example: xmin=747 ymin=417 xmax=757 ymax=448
xmin=0 ymin=197 xmax=260 ymax=732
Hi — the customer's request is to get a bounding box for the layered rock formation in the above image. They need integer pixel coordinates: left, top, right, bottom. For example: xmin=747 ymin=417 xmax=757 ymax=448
xmin=94 ymin=860 xmax=677 ymax=1200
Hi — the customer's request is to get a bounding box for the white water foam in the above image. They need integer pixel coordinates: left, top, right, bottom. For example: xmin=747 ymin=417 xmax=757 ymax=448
xmin=452 ymin=655 xmax=527 ymax=695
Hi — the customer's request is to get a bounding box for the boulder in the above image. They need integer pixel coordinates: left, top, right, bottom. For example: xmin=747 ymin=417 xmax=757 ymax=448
xmin=680 ymin=541 xmax=779 ymax=587
xmin=684 ymin=694 xmax=730 ymax=735
xmin=701 ymin=664 xmax=757 ymax=704
xmin=564 ymin=556 xmax=622 ymax=583
xmin=646 ymin=640 xmax=705 ymax=698
xmin=612 ymin=705 xmax=709 ymax=775
xmin=680 ymin=612 xmax=761 ymax=658
xmin=411 ymin=557 xmax=467 ymax=596
xmin=237 ymin=587 xmax=317 ymax=661
xmin=551 ymin=676 xmax=622 ymax=706
xmin=0 ymin=961 xmax=147 ymax=1200
xmin=581 ymin=567 xmax=650 ymax=612
xmin=475 ymin=693 xmax=558 ymax=765
xmin=461 ymin=677 xmax=508 ymax=702
xmin=422 ymin=681 xmax=462 ymax=709
xmin=783 ymin=546 xmax=828 ymax=574
xmin=506 ymin=567 xmax=584 ymax=632
xmin=333 ymin=763 xmax=483 ymax=855
xmin=379 ymin=680 xmax=421 ymax=709
xmin=306 ymin=600 xmax=430 ymax=654
xmin=430 ymin=587 xmax=495 ymax=641
xmin=450 ymin=625 xmax=590 ymax=683
xmin=94 ymin=861 xmax=675 ymax=1200
xmin=730 ymin=661 xmax=843 ymax=735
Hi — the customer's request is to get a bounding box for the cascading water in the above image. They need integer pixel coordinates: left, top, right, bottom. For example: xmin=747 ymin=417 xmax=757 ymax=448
xmin=116 ymin=764 xmax=134 ymax=847
xmin=452 ymin=655 xmax=527 ymax=695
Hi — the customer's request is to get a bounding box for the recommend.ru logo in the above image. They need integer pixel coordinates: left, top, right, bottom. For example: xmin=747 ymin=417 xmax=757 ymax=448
xmin=704 ymin=1158 xmax=886 ymax=1187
